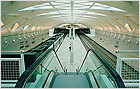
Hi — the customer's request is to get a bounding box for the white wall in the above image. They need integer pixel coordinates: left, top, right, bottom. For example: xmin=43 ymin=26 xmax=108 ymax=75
xmin=1 ymin=30 xmax=49 ymax=51
xmin=86 ymin=28 xmax=95 ymax=37
xmin=94 ymin=30 xmax=139 ymax=57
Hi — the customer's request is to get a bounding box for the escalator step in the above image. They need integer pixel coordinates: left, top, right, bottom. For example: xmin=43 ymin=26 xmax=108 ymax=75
xmin=52 ymin=75 xmax=90 ymax=88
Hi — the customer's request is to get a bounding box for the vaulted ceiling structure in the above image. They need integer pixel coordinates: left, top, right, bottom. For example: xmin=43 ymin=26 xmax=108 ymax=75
xmin=1 ymin=1 xmax=139 ymax=36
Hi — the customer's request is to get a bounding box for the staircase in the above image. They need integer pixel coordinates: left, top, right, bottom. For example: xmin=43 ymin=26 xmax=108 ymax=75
xmin=51 ymin=74 xmax=90 ymax=88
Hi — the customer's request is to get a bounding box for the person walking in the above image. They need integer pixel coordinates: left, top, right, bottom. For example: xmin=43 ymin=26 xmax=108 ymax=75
xmin=69 ymin=44 xmax=71 ymax=51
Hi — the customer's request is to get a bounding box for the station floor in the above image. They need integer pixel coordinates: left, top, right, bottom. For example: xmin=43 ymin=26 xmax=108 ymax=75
xmin=57 ymin=34 xmax=87 ymax=72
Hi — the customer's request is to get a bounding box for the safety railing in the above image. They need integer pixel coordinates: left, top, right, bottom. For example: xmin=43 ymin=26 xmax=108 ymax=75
xmin=15 ymin=48 xmax=66 ymax=88
xmin=52 ymin=33 xmax=65 ymax=52
xmin=84 ymin=70 xmax=100 ymax=88
xmin=1 ymin=51 xmax=25 ymax=88
xmin=116 ymin=50 xmax=139 ymax=88
xmin=77 ymin=49 xmax=125 ymax=88
xmin=78 ymin=49 xmax=91 ymax=72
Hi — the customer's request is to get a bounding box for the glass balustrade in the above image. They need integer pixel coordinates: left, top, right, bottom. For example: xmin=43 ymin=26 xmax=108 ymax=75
xmin=18 ymin=49 xmax=64 ymax=88
xmin=79 ymin=49 xmax=121 ymax=88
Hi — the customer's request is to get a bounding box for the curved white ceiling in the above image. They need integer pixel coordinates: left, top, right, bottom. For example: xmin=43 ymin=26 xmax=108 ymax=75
xmin=1 ymin=1 xmax=139 ymax=35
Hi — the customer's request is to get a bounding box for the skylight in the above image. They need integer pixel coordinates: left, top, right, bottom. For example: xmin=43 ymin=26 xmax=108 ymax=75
xmin=18 ymin=6 xmax=34 ymax=11
xmin=81 ymin=18 xmax=96 ymax=20
xmin=86 ymin=11 xmax=107 ymax=16
xmin=47 ymin=15 xmax=62 ymax=18
xmin=74 ymin=4 xmax=86 ymax=7
xmin=41 ymin=3 xmax=50 ymax=6
xmin=34 ymin=5 xmax=45 ymax=8
xmin=74 ymin=1 xmax=89 ymax=3
xmin=62 ymin=15 xmax=70 ymax=17
xmin=74 ymin=10 xmax=85 ymax=14
xmin=58 ymin=4 xmax=70 ymax=7
xmin=74 ymin=6 xmax=90 ymax=9
xmin=75 ymin=2 xmax=94 ymax=6
xmin=59 ymin=10 xmax=70 ymax=14
xmin=108 ymin=7 xmax=125 ymax=12
xmin=51 ymin=2 xmax=65 ymax=5
xmin=18 ymin=5 xmax=53 ymax=11
xmin=94 ymin=3 xmax=110 ymax=8
xmin=91 ymin=3 xmax=125 ymax=12
xmin=54 ymin=6 xmax=70 ymax=9
xmin=83 ymin=15 xmax=97 ymax=18
xmin=36 ymin=11 xmax=59 ymax=16
xmin=54 ymin=1 xmax=70 ymax=3
xmin=51 ymin=2 xmax=70 ymax=6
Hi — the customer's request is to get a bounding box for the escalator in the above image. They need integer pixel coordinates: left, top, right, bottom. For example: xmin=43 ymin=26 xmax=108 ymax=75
xmin=15 ymin=46 xmax=125 ymax=88
xmin=78 ymin=33 xmax=139 ymax=81
xmin=51 ymin=74 xmax=90 ymax=88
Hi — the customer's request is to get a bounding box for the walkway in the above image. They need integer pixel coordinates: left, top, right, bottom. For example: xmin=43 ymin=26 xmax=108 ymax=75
xmin=57 ymin=34 xmax=87 ymax=72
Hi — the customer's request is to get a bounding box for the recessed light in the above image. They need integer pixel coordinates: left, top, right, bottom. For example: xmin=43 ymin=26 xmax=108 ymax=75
xmin=136 ymin=41 xmax=139 ymax=44
xmin=118 ymin=37 xmax=120 ymax=39
xmin=13 ymin=39 xmax=16 ymax=42
xmin=5 ymin=41 xmax=8 ymax=44
xmin=122 ymin=38 xmax=125 ymax=40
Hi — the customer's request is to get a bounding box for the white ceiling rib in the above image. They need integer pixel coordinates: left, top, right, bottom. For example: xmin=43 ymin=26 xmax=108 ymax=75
xmin=1 ymin=1 xmax=139 ymax=35
xmin=18 ymin=1 xmax=125 ymax=23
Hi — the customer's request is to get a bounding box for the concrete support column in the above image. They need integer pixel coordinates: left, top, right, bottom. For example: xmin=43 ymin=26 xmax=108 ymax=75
xmin=20 ymin=50 xmax=25 ymax=75
xmin=49 ymin=28 xmax=54 ymax=36
xmin=73 ymin=28 xmax=75 ymax=39
xmin=69 ymin=28 xmax=71 ymax=39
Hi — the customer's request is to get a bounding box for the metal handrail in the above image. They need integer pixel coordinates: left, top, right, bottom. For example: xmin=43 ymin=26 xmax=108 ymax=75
xmin=83 ymin=34 xmax=117 ymax=58
xmin=15 ymin=49 xmax=52 ymax=88
xmin=78 ymin=48 xmax=125 ymax=88
xmin=92 ymin=49 xmax=125 ymax=88
xmin=42 ymin=70 xmax=57 ymax=88
xmin=78 ymin=49 xmax=91 ymax=73
xmin=77 ymin=33 xmax=125 ymax=87
xmin=1 ymin=50 xmax=24 ymax=54
xmin=52 ymin=49 xmax=66 ymax=74
xmin=84 ymin=70 xmax=100 ymax=88
xmin=15 ymin=48 xmax=65 ymax=88
xmin=116 ymin=50 xmax=139 ymax=53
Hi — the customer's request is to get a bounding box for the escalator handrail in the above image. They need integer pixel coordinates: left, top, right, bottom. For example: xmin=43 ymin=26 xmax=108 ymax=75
xmin=52 ymin=49 xmax=65 ymax=74
xmin=15 ymin=48 xmax=65 ymax=88
xmin=84 ymin=70 xmax=100 ymax=88
xmin=78 ymin=49 xmax=91 ymax=72
xmin=27 ymin=34 xmax=63 ymax=53
xmin=78 ymin=35 xmax=90 ymax=50
xmin=78 ymin=33 xmax=124 ymax=87
xmin=91 ymin=49 xmax=125 ymax=88
xmin=77 ymin=36 xmax=125 ymax=88
xmin=83 ymin=34 xmax=117 ymax=58
xmin=42 ymin=70 xmax=57 ymax=88
xmin=15 ymin=49 xmax=52 ymax=88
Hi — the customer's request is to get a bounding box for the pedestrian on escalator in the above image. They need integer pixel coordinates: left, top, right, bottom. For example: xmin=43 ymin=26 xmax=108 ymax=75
xmin=69 ymin=44 xmax=71 ymax=51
